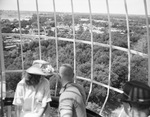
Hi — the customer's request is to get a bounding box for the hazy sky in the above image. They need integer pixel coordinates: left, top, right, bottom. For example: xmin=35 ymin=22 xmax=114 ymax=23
xmin=0 ymin=0 xmax=150 ymax=15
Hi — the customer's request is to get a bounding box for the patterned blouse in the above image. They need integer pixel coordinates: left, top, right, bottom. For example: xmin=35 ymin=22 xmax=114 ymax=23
xmin=13 ymin=77 xmax=51 ymax=117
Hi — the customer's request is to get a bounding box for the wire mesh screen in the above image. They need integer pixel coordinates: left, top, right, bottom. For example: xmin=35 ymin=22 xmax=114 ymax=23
xmin=0 ymin=0 xmax=150 ymax=116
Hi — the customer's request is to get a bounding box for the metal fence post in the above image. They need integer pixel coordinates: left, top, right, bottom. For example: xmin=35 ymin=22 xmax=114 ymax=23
xmin=0 ymin=19 xmax=6 ymax=117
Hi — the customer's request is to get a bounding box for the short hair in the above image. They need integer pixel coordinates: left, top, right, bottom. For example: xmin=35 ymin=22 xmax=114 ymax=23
xmin=59 ymin=64 xmax=74 ymax=80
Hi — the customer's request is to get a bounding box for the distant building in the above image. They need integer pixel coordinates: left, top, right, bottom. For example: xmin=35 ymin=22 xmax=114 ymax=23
xmin=5 ymin=45 xmax=17 ymax=49
xmin=142 ymin=25 xmax=150 ymax=28
xmin=111 ymin=28 xmax=122 ymax=32
xmin=12 ymin=28 xmax=25 ymax=33
xmin=6 ymin=37 xmax=12 ymax=40
xmin=80 ymin=18 xmax=89 ymax=21
xmin=93 ymin=19 xmax=107 ymax=23
xmin=12 ymin=28 xmax=19 ymax=33
xmin=29 ymin=28 xmax=46 ymax=35
xmin=92 ymin=29 xmax=104 ymax=34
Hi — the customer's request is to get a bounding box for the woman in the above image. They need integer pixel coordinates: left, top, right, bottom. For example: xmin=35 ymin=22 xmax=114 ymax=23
xmin=13 ymin=60 xmax=54 ymax=117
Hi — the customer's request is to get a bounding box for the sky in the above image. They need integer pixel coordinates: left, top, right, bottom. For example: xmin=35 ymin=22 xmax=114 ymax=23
xmin=0 ymin=0 xmax=150 ymax=15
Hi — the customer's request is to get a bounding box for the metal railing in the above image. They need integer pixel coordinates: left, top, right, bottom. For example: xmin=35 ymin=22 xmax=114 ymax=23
xmin=0 ymin=0 xmax=149 ymax=117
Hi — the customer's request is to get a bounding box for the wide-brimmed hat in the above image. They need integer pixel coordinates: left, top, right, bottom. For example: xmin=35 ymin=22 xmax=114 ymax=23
xmin=118 ymin=80 xmax=150 ymax=105
xmin=26 ymin=60 xmax=54 ymax=76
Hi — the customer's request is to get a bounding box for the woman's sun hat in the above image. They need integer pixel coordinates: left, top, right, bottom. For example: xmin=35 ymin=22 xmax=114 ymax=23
xmin=26 ymin=60 xmax=54 ymax=76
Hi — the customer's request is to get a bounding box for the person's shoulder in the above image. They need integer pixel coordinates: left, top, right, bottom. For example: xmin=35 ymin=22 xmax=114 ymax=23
xmin=17 ymin=78 xmax=26 ymax=87
xmin=41 ymin=77 xmax=49 ymax=82
xmin=69 ymin=83 xmax=86 ymax=99
xmin=60 ymin=90 xmax=76 ymax=101
xmin=61 ymin=84 xmax=81 ymax=97
xmin=72 ymin=83 xmax=84 ymax=89
xmin=70 ymin=83 xmax=85 ymax=92
xmin=67 ymin=84 xmax=80 ymax=93
xmin=40 ymin=77 xmax=50 ymax=85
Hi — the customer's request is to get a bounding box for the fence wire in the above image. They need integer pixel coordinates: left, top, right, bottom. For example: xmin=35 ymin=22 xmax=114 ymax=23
xmin=0 ymin=0 xmax=149 ymax=117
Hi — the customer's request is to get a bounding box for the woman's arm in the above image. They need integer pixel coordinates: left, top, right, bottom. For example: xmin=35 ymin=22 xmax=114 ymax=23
xmin=36 ymin=104 xmax=48 ymax=117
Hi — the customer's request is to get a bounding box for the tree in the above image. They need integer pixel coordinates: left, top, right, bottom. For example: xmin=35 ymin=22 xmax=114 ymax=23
xmin=130 ymin=55 xmax=148 ymax=83
xmin=2 ymin=27 xmax=12 ymax=33
xmin=6 ymin=72 xmax=22 ymax=91
xmin=21 ymin=20 xmax=29 ymax=28
xmin=77 ymin=25 xmax=84 ymax=35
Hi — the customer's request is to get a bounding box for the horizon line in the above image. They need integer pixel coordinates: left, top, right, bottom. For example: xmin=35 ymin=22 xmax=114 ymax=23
xmin=1 ymin=10 xmax=149 ymax=17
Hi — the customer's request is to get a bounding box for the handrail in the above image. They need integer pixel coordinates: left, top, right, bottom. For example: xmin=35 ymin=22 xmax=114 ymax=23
xmin=0 ymin=0 xmax=149 ymax=116
xmin=76 ymin=76 xmax=123 ymax=94
xmin=2 ymin=33 xmax=148 ymax=58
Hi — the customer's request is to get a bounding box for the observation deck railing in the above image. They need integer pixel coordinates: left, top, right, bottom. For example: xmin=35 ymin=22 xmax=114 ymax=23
xmin=0 ymin=0 xmax=149 ymax=117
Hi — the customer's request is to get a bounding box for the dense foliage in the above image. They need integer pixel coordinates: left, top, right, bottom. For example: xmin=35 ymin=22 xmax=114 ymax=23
xmin=1 ymin=13 xmax=149 ymax=116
